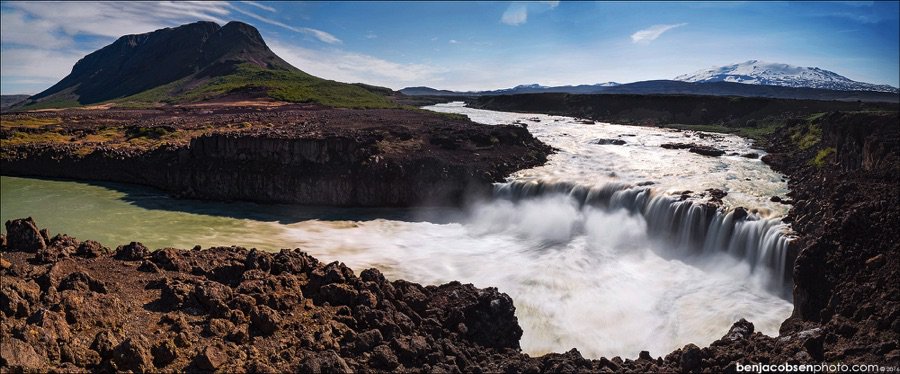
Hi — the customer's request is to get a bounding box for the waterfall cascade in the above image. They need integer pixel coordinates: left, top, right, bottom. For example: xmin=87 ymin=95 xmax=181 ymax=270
xmin=494 ymin=180 xmax=797 ymax=298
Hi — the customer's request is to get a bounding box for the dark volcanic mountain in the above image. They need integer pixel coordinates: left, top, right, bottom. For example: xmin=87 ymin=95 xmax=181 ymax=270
xmin=24 ymin=21 xmax=391 ymax=109
xmin=31 ymin=21 xmax=289 ymax=105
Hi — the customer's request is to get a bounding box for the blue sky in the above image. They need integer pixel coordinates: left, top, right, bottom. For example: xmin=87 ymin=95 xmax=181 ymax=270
xmin=1 ymin=1 xmax=898 ymax=94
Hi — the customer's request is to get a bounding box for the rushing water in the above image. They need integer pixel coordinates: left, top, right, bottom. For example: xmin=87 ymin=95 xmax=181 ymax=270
xmin=0 ymin=102 xmax=794 ymax=359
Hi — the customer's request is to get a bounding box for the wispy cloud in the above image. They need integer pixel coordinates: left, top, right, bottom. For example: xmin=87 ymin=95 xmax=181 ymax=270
xmin=268 ymin=41 xmax=445 ymax=88
xmin=449 ymin=39 xmax=460 ymax=44
xmin=228 ymin=4 xmax=342 ymax=44
xmin=630 ymin=23 xmax=687 ymax=44
xmin=301 ymin=28 xmax=341 ymax=44
xmin=241 ymin=1 xmax=276 ymax=12
xmin=501 ymin=5 xmax=528 ymax=26
xmin=500 ymin=1 xmax=559 ymax=26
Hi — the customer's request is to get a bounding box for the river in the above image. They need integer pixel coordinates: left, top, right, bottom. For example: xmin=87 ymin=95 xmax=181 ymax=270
xmin=0 ymin=102 xmax=794 ymax=359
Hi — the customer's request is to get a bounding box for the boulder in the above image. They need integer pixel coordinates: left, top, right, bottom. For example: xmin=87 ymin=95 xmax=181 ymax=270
xmin=76 ymin=240 xmax=109 ymax=257
xmin=688 ymin=146 xmax=725 ymax=157
xmin=4 ymin=217 xmax=46 ymax=252
xmin=593 ymin=138 xmax=626 ymax=145
xmin=0 ymin=337 xmax=47 ymax=371
xmin=114 ymin=242 xmax=149 ymax=261
xmin=195 ymin=344 xmax=228 ymax=371
xmin=111 ymin=337 xmax=154 ymax=373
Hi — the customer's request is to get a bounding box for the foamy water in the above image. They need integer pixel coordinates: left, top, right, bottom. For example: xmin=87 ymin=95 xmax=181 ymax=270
xmin=280 ymin=102 xmax=793 ymax=358
xmin=0 ymin=102 xmax=794 ymax=359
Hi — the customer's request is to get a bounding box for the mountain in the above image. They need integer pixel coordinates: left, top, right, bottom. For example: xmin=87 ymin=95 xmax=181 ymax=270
xmin=0 ymin=95 xmax=29 ymax=111
xmin=23 ymin=21 xmax=393 ymax=109
xmin=598 ymin=80 xmax=898 ymax=102
xmin=399 ymin=82 xmax=621 ymax=97
xmin=400 ymin=80 xmax=898 ymax=102
xmin=675 ymin=60 xmax=899 ymax=94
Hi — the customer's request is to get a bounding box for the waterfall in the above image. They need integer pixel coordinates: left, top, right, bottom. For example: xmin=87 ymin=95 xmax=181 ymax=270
xmin=494 ymin=180 xmax=796 ymax=298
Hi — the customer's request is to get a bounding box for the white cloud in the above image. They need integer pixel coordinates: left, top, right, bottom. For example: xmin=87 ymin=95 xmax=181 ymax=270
xmin=0 ymin=47 xmax=89 ymax=91
xmin=268 ymin=41 xmax=445 ymax=88
xmin=0 ymin=11 xmax=71 ymax=49
xmin=5 ymin=1 xmax=231 ymax=40
xmin=0 ymin=48 xmax=83 ymax=79
xmin=300 ymin=27 xmax=342 ymax=44
xmin=227 ymin=5 xmax=342 ymax=44
xmin=500 ymin=1 xmax=560 ymax=26
xmin=501 ymin=5 xmax=528 ymax=26
xmin=241 ymin=1 xmax=276 ymax=12
xmin=449 ymin=39 xmax=460 ymax=44
xmin=630 ymin=23 xmax=687 ymax=44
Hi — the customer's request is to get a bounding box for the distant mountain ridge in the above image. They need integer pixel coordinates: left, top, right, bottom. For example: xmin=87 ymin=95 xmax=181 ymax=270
xmin=399 ymin=82 xmax=621 ymax=97
xmin=399 ymin=60 xmax=898 ymax=102
xmin=21 ymin=21 xmax=393 ymax=109
xmin=674 ymin=60 xmax=898 ymax=94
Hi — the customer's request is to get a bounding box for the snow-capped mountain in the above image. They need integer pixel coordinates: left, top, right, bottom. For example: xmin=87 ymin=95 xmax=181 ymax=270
xmin=675 ymin=60 xmax=898 ymax=93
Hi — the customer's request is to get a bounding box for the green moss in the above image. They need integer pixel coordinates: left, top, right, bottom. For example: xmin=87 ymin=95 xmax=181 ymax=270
xmin=1 ymin=131 xmax=70 ymax=146
xmin=20 ymin=98 xmax=81 ymax=111
xmin=0 ymin=117 xmax=61 ymax=129
xmin=791 ymin=123 xmax=821 ymax=150
xmin=805 ymin=112 xmax=827 ymax=122
xmin=810 ymin=147 xmax=836 ymax=167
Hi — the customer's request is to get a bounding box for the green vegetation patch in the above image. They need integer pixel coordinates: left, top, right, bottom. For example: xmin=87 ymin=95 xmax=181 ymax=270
xmin=2 ymin=131 xmax=70 ymax=146
xmin=19 ymin=98 xmax=81 ymax=111
xmin=659 ymin=121 xmax=781 ymax=144
xmin=0 ymin=117 xmax=62 ymax=129
xmin=115 ymin=64 xmax=397 ymax=109
xmin=810 ymin=147 xmax=836 ymax=167
xmin=791 ymin=122 xmax=822 ymax=150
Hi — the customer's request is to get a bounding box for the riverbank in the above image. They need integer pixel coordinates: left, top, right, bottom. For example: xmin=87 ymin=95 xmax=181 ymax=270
xmin=0 ymin=103 xmax=551 ymax=206
xmin=470 ymin=93 xmax=899 ymax=144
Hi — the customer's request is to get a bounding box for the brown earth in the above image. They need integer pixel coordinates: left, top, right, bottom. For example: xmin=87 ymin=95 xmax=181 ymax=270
xmin=0 ymin=104 xmax=552 ymax=206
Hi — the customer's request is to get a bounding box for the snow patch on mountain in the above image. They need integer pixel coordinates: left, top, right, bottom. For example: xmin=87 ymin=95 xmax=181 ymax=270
xmin=675 ymin=60 xmax=898 ymax=93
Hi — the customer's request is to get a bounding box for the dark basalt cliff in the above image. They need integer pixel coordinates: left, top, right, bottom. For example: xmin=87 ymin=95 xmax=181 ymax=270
xmin=763 ymin=112 xmax=899 ymax=340
xmin=1 ymin=105 xmax=551 ymax=207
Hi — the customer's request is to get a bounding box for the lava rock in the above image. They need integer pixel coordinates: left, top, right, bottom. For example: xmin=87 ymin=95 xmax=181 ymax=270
xmin=114 ymin=242 xmax=149 ymax=260
xmin=4 ymin=217 xmax=46 ymax=252
xmin=688 ymin=146 xmax=725 ymax=157
xmin=593 ymin=138 xmax=627 ymax=145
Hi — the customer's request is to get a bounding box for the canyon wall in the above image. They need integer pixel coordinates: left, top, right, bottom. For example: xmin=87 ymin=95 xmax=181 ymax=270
xmin=1 ymin=125 xmax=551 ymax=207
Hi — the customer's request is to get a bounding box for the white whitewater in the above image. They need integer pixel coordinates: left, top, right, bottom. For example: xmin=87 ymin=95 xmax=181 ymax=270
xmin=283 ymin=102 xmax=796 ymax=358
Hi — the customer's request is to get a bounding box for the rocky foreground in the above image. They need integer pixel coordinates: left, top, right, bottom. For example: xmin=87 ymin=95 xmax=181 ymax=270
xmin=1 ymin=104 xmax=551 ymax=206
xmin=0 ymin=218 xmax=837 ymax=373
